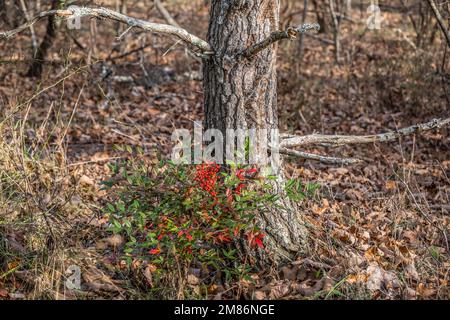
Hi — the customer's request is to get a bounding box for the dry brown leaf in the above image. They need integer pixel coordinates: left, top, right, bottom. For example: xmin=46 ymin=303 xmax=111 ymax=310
xmin=385 ymin=180 xmax=396 ymax=190
xmin=104 ymin=235 xmax=125 ymax=248
xmin=416 ymin=283 xmax=436 ymax=298
xmin=347 ymin=252 xmax=366 ymax=268
xmin=346 ymin=273 xmax=368 ymax=284
xmin=365 ymin=264 xmax=400 ymax=291
xmin=143 ymin=265 xmax=154 ymax=286
xmin=254 ymin=290 xmax=267 ymax=300
xmin=0 ymin=288 xmax=8 ymax=298
xmin=293 ymin=280 xmax=323 ymax=297
xmin=333 ymin=229 xmax=356 ymax=245
xmin=269 ymin=283 xmax=290 ymax=299
xmin=366 ymin=264 xmax=384 ymax=291
xmin=322 ymin=276 xmax=335 ymax=292
xmin=280 ymin=265 xmax=298 ymax=281
xmin=404 ymin=263 xmax=419 ymax=281
xmin=79 ymin=175 xmax=95 ymax=186
xmin=187 ymin=274 xmax=200 ymax=286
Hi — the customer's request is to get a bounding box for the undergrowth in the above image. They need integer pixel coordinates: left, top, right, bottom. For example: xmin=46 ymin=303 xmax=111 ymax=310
xmin=101 ymin=147 xmax=318 ymax=298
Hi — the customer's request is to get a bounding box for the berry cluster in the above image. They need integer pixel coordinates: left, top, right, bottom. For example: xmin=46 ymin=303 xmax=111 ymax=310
xmin=194 ymin=163 xmax=221 ymax=197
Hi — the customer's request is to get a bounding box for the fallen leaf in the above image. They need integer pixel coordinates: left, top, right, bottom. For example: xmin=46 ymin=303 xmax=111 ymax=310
xmin=416 ymin=283 xmax=435 ymax=298
xmin=280 ymin=265 xmax=298 ymax=281
xmin=366 ymin=264 xmax=384 ymax=291
xmin=254 ymin=290 xmax=266 ymax=300
xmin=104 ymin=235 xmax=125 ymax=248
xmin=0 ymin=288 xmax=8 ymax=298
xmin=269 ymin=283 xmax=290 ymax=299
xmin=346 ymin=273 xmax=367 ymax=284
xmin=404 ymin=263 xmax=419 ymax=281
xmin=385 ymin=180 xmax=396 ymax=190
xmin=187 ymin=274 xmax=200 ymax=286
xmin=79 ymin=175 xmax=95 ymax=186
xmin=143 ymin=265 xmax=154 ymax=286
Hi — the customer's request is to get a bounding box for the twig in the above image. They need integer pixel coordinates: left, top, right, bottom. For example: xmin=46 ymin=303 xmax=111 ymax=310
xmin=153 ymin=0 xmax=201 ymax=62
xmin=242 ymin=23 xmax=320 ymax=59
xmin=154 ymin=0 xmax=180 ymax=28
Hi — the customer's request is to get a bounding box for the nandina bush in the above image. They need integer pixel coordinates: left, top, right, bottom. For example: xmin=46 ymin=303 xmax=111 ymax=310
xmin=102 ymin=147 xmax=318 ymax=290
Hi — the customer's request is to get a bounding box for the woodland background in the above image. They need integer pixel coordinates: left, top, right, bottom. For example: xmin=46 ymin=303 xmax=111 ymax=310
xmin=0 ymin=0 xmax=449 ymax=300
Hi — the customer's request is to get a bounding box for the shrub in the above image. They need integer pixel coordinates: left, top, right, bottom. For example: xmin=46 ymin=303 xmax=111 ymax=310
xmin=102 ymin=147 xmax=318 ymax=294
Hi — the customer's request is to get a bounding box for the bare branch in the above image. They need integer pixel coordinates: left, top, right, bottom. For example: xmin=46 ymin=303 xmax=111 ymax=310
xmin=280 ymin=148 xmax=362 ymax=165
xmin=426 ymin=0 xmax=450 ymax=47
xmin=153 ymin=0 xmax=201 ymax=62
xmin=0 ymin=5 xmax=212 ymax=54
xmin=18 ymin=0 xmax=37 ymax=53
xmin=154 ymin=0 xmax=181 ymax=29
xmin=281 ymin=118 xmax=450 ymax=148
xmin=242 ymin=23 xmax=320 ymax=59
xmin=0 ymin=9 xmax=65 ymax=40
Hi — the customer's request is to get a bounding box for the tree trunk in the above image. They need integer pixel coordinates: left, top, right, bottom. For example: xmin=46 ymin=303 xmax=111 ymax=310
xmin=203 ymin=0 xmax=307 ymax=262
xmin=311 ymin=0 xmax=329 ymax=34
xmin=26 ymin=0 xmax=58 ymax=77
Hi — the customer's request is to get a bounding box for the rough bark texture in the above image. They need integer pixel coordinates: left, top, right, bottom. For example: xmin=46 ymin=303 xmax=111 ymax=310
xmin=203 ymin=0 xmax=307 ymax=262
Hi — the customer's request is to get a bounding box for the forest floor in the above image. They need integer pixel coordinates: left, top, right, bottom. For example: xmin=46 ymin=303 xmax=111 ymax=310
xmin=0 ymin=1 xmax=449 ymax=300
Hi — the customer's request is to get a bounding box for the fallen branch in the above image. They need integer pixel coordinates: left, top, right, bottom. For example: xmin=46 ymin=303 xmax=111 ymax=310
xmin=279 ymin=148 xmax=362 ymax=165
xmin=0 ymin=5 xmax=212 ymax=54
xmin=281 ymin=118 xmax=450 ymax=148
xmin=242 ymin=23 xmax=320 ymax=59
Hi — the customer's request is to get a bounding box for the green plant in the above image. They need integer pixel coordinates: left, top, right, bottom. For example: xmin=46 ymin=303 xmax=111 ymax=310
xmin=101 ymin=149 xmax=286 ymax=292
xmin=102 ymin=145 xmax=320 ymax=295
xmin=285 ymin=178 xmax=320 ymax=202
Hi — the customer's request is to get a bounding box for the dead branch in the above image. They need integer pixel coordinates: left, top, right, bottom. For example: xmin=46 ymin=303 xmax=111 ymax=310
xmin=0 ymin=5 xmax=212 ymax=54
xmin=242 ymin=23 xmax=320 ymax=59
xmin=279 ymin=148 xmax=362 ymax=165
xmin=281 ymin=118 xmax=450 ymax=148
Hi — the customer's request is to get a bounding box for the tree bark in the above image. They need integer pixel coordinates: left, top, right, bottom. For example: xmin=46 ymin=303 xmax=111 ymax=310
xmin=203 ymin=0 xmax=307 ymax=262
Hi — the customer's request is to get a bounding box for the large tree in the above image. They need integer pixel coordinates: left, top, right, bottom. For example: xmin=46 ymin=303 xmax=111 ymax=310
xmin=1 ymin=0 xmax=448 ymax=262
xmin=204 ymin=0 xmax=309 ymax=259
